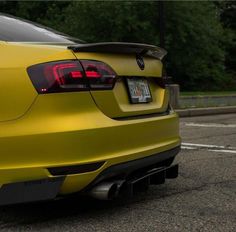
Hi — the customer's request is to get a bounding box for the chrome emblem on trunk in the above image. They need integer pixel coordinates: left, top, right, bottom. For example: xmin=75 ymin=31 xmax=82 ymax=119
xmin=136 ymin=54 xmax=145 ymax=70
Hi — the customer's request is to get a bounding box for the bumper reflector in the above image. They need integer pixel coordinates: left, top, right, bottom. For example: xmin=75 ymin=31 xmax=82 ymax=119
xmin=48 ymin=161 xmax=105 ymax=176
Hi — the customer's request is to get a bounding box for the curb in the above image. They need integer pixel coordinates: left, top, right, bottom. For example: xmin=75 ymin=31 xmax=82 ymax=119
xmin=176 ymin=106 xmax=236 ymax=117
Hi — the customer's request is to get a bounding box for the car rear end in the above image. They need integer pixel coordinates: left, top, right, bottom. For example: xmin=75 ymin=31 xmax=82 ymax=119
xmin=0 ymin=14 xmax=181 ymax=205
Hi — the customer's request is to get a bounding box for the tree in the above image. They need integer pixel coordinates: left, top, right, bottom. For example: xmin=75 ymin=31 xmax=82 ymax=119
xmin=218 ymin=1 xmax=236 ymax=83
xmin=41 ymin=1 xmax=159 ymax=44
xmin=165 ymin=1 xmax=230 ymax=90
xmin=0 ymin=0 xmax=234 ymax=91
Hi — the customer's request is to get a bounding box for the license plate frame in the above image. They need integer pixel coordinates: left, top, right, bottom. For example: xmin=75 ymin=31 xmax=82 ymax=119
xmin=126 ymin=77 xmax=152 ymax=104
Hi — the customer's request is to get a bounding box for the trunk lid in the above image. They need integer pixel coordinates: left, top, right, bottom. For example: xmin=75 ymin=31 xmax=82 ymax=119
xmin=69 ymin=43 xmax=169 ymax=119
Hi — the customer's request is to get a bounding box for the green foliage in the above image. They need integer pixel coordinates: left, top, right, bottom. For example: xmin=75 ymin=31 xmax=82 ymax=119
xmin=165 ymin=1 xmax=230 ymax=90
xmin=218 ymin=1 xmax=236 ymax=83
xmin=0 ymin=0 xmax=235 ymax=91
xmin=41 ymin=1 xmax=159 ymax=44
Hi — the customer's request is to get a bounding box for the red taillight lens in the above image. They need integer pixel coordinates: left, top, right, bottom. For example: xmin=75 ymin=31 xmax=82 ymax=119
xmin=156 ymin=66 xmax=172 ymax=89
xmin=27 ymin=60 xmax=87 ymax=93
xmin=28 ymin=60 xmax=117 ymax=93
xmin=81 ymin=60 xmax=116 ymax=90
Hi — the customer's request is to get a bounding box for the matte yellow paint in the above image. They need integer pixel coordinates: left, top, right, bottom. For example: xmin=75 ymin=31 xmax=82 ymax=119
xmin=0 ymin=42 xmax=75 ymax=121
xmin=73 ymin=52 xmax=168 ymax=118
xmin=90 ymin=79 xmax=169 ymax=118
xmin=73 ymin=53 xmax=163 ymax=77
xmin=0 ymin=42 xmax=180 ymax=194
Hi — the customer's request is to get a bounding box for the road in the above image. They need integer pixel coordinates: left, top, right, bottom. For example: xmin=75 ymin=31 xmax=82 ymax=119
xmin=0 ymin=114 xmax=235 ymax=232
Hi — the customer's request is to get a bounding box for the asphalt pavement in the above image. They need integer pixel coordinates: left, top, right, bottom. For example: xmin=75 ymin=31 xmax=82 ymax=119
xmin=0 ymin=114 xmax=235 ymax=232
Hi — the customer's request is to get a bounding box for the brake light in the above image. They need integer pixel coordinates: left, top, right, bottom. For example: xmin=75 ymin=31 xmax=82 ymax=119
xmin=27 ymin=60 xmax=87 ymax=93
xmin=70 ymin=71 xmax=83 ymax=79
xmin=81 ymin=60 xmax=116 ymax=89
xmin=156 ymin=65 xmax=172 ymax=88
xmin=27 ymin=60 xmax=117 ymax=93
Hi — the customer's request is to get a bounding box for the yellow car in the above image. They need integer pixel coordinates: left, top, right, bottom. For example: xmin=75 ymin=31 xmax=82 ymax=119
xmin=0 ymin=14 xmax=181 ymax=205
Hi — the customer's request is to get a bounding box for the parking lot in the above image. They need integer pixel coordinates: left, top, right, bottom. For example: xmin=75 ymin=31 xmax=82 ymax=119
xmin=0 ymin=114 xmax=235 ymax=232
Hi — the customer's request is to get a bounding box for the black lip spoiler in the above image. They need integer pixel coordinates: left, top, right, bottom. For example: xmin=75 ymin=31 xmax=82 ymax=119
xmin=68 ymin=42 xmax=167 ymax=60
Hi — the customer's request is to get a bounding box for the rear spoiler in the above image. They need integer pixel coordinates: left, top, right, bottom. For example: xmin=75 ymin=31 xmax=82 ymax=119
xmin=68 ymin=42 xmax=167 ymax=60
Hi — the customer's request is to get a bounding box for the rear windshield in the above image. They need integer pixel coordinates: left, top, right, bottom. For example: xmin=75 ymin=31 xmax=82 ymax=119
xmin=0 ymin=14 xmax=83 ymax=44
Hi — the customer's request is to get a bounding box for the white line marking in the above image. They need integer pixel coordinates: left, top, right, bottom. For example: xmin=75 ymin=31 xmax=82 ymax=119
xmin=181 ymin=146 xmax=197 ymax=150
xmin=182 ymin=143 xmax=227 ymax=149
xmin=181 ymin=146 xmax=236 ymax=154
xmin=184 ymin=123 xmax=236 ymax=128
xmin=209 ymin=149 xmax=236 ymax=154
xmin=181 ymin=142 xmax=236 ymax=154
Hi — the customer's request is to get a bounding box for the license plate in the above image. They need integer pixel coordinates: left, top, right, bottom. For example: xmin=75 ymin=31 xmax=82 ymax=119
xmin=126 ymin=78 xmax=152 ymax=103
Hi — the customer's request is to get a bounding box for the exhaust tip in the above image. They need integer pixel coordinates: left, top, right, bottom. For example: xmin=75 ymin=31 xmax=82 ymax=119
xmin=89 ymin=182 xmax=118 ymax=200
xmin=107 ymin=183 xmax=118 ymax=200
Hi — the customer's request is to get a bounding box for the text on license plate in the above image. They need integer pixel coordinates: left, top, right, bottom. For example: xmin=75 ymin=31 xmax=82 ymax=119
xmin=126 ymin=78 xmax=152 ymax=103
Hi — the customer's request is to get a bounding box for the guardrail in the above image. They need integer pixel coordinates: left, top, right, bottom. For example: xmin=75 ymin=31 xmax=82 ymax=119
xmin=168 ymin=85 xmax=236 ymax=109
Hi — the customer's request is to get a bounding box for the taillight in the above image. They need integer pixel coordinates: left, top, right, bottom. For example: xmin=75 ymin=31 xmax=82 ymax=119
xmin=27 ymin=60 xmax=117 ymax=94
xmin=156 ymin=65 xmax=172 ymax=88
xmin=28 ymin=60 xmax=87 ymax=93
xmin=80 ymin=60 xmax=116 ymax=90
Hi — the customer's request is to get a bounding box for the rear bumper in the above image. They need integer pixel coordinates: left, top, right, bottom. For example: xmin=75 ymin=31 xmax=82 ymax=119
xmin=0 ymin=177 xmax=65 ymax=206
xmin=0 ymin=146 xmax=180 ymax=206
xmin=0 ymin=93 xmax=180 ymax=195
xmin=85 ymin=146 xmax=180 ymax=190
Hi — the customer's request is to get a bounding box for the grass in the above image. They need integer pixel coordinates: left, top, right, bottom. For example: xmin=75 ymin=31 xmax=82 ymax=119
xmin=180 ymin=91 xmax=236 ymax=96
